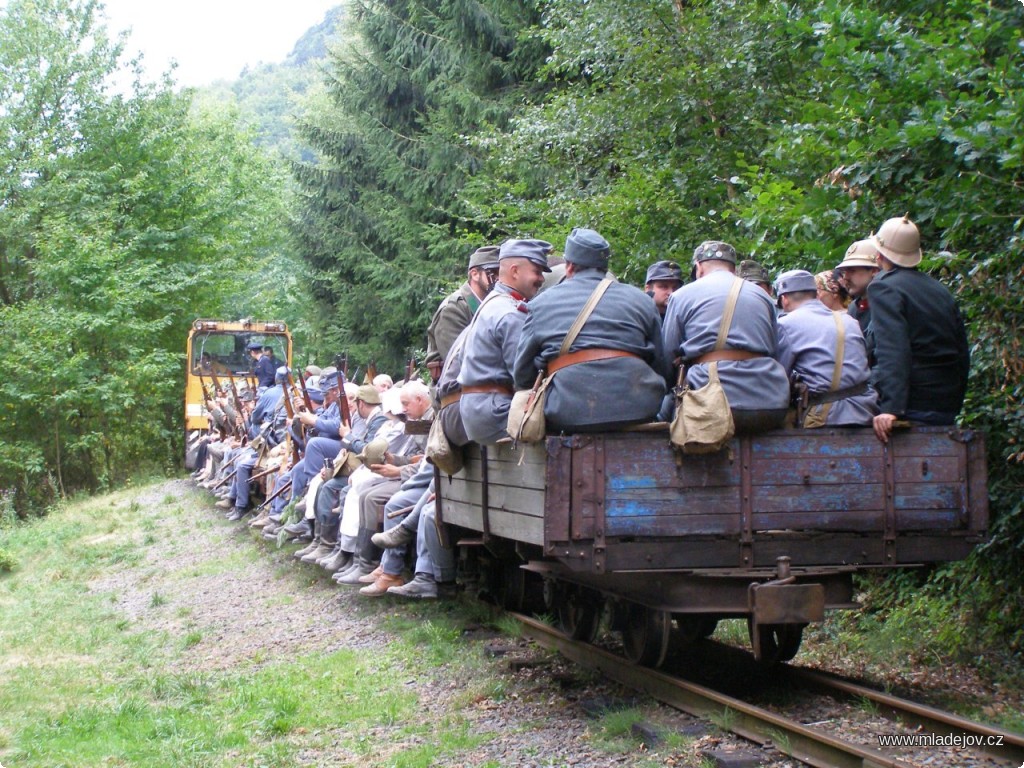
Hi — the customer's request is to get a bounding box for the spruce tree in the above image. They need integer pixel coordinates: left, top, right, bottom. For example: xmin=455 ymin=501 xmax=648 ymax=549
xmin=292 ymin=0 xmax=545 ymax=372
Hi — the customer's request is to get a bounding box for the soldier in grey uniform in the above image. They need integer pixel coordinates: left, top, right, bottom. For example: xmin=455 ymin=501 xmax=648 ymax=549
xmin=458 ymin=238 xmax=551 ymax=444
xmin=775 ymin=269 xmax=878 ymax=427
xmin=663 ymin=240 xmax=790 ymax=433
xmin=644 ymin=259 xmax=683 ymax=318
xmin=514 ymin=228 xmax=670 ymax=432
xmin=425 ymin=246 xmax=500 ymax=382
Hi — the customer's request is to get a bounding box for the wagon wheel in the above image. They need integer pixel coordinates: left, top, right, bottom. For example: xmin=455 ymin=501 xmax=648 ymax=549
xmin=621 ymin=603 xmax=672 ymax=668
xmin=674 ymin=614 xmax=719 ymax=646
xmin=748 ymin=621 xmax=805 ymax=664
xmin=556 ymin=585 xmax=603 ymax=643
xmin=495 ymin=562 xmax=546 ymax=614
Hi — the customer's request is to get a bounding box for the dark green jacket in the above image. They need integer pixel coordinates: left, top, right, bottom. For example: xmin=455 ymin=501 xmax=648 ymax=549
xmin=867 ymin=267 xmax=969 ymax=416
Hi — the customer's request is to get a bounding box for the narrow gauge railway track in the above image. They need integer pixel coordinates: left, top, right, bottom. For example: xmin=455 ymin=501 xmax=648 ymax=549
xmin=783 ymin=665 xmax=1024 ymax=765
xmin=512 ymin=613 xmax=1024 ymax=768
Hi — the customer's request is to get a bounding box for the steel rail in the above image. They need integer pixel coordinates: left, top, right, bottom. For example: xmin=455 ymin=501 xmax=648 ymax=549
xmin=513 ymin=613 xmax=915 ymax=768
xmin=784 ymin=665 xmax=1024 ymax=764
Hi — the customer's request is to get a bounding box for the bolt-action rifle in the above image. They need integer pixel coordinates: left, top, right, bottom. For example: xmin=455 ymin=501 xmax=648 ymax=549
xmin=279 ymin=379 xmax=301 ymax=466
xmin=333 ymin=354 xmax=352 ymax=428
xmin=197 ymin=370 xmax=227 ymax=439
xmin=255 ymin=478 xmax=292 ymax=512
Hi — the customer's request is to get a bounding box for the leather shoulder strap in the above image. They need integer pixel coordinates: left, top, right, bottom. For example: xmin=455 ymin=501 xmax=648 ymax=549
xmin=830 ymin=311 xmax=846 ymax=391
xmin=558 ymin=277 xmax=614 ymax=356
xmin=714 ymin=277 xmax=744 ymax=352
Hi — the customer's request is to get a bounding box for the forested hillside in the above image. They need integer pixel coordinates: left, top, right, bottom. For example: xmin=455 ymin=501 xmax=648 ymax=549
xmin=196 ymin=5 xmax=348 ymax=161
xmin=293 ymin=0 xmax=1023 ymax=659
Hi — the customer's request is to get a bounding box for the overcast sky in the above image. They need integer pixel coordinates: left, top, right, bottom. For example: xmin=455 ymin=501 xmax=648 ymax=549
xmin=100 ymin=0 xmax=341 ymax=88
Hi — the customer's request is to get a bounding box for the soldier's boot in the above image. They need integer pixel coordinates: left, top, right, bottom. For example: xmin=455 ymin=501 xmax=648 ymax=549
xmin=335 ymin=556 xmax=376 ymax=585
xmin=372 ymin=523 xmax=415 ymax=549
xmin=321 ymin=548 xmax=351 ymax=574
xmin=332 ymin=555 xmax=364 ymax=582
xmin=214 ymin=498 xmax=233 ymax=510
xmin=293 ymin=520 xmax=321 ymax=559
xmin=248 ymin=509 xmax=271 ymax=528
xmin=226 ymin=506 xmax=248 ymax=522
xmin=304 ymin=517 xmax=339 ymax=565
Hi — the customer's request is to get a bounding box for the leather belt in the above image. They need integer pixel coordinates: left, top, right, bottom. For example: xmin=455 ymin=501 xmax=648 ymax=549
xmin=546 ymin=348 xmax=641 ymax=375
xmin=460 ymin=383 xmax=514 ymax=398
xmin=691 ymin=349 xmax=764 ymax=365
xmin=439 ymin=392 xmax=462 ymax=409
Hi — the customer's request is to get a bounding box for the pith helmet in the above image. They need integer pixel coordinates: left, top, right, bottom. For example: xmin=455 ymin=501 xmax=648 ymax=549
xmin=836 ymin=239 xmax=879 ymax=271
xmin=871 ymin=215 xmax=922 ymax=268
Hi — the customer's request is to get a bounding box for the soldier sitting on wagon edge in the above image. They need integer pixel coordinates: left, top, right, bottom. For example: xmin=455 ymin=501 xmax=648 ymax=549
xmin=775 ymin=269 xmax=878 ymax=428
xmin=458 ymin=238 xmax=551 ymax=444
xmin=513 ymin=227 xmax=670 ymax=432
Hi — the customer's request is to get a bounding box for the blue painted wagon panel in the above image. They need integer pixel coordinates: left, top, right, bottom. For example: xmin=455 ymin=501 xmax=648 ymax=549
xmin=893 ymin=483 xmax=960 ymax=512
xmin=604 ymin=512 xmax=741 ymax=537
xmin=894 ymin=509 xmax=961 ymax=530
xmin=894 ymin=456 xmax=960 ymax=484
xmin=891 ymin=431 xmax=963 ymax=458
xmin=607 ymin=450 xmax=740 ymax=487
xmin=751 ymin=484 xmax=885 ymax=514
xmin=750 ymin=456 xmax=884 ymax=486
xmin=751 ymin=432 xmax=881 ymax=458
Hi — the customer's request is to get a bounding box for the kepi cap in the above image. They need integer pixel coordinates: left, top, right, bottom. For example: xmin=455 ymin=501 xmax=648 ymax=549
xmin=355 ymin=384 xmax=382 ymax=405
xmin=468 ymin=245 xmax=500 ymax=271
xmin=693 ymin=240 xmax=738 ymax=265
xmin=498 ymin=239 xmax=553 ymax=272
xmin=774 ymin=269 xmax=818 ymax=299
xmin=563 ymin=227 xmax=610 ymax=270
xmin=246 ymin=341 xmax=263 ymax=351
xmin=645 ymin=260 xmax=683 ymax=285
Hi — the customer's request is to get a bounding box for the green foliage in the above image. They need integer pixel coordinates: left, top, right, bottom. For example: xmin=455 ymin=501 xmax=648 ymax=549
xmin=0 ymin=0 xmax=297 ymax=510
xmin=292 ymin=0 xmax=548 ymax=372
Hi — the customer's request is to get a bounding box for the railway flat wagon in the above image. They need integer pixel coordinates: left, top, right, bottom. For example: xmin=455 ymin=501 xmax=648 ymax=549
xmin=438 ymin=426 xmax=988 ymax=666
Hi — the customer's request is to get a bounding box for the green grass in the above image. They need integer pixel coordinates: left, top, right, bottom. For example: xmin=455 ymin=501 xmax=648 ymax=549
xmin=0 ymin=480 xmax=670 ymax=768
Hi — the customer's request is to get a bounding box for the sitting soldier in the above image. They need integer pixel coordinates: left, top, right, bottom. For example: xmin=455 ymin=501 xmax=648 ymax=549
xmin=459 ymin=238 xmax=551 ymax=444
xmin=513 ymin=227 xmax=670 ymax=432
xmin=663 ymin=240 xmax=790 ymax=433
xmin=775 ymin=270 xmax=878 ymax=428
